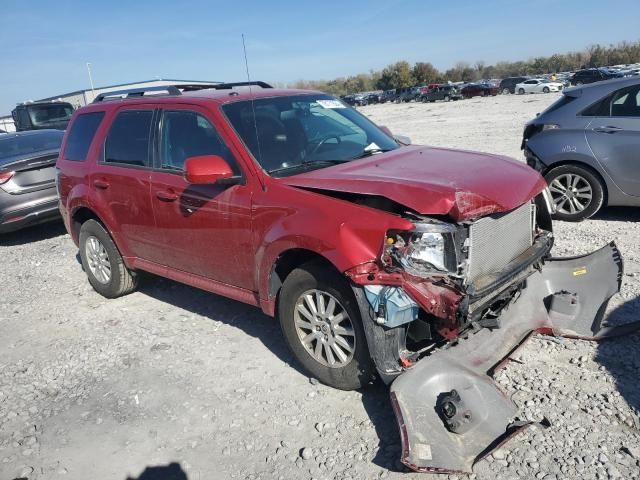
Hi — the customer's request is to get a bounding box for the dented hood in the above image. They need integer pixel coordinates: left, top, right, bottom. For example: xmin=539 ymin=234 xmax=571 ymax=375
xmin=281 ymin=146 xmax=547 ymax=221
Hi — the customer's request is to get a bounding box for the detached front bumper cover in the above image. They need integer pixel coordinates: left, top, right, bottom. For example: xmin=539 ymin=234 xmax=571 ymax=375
xmin=390 ymin=242 xmax=640 ymax=473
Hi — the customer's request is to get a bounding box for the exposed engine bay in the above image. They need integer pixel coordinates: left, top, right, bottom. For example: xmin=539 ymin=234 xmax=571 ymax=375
xmin=343 ymin=191 xmax=640 ymax=473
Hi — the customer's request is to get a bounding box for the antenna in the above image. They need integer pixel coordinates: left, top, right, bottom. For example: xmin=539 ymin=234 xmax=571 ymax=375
xmin=242 ymin=34 xmax=265 ymax=186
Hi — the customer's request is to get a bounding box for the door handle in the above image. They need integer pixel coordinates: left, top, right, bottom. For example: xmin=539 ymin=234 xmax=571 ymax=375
xmin=93 ymin=179 xmax=110 ymax=189
xmin=594 ymin=126 xmax=624 ymax=134
xmin=156 ymin=190 xmax=178 ymax=202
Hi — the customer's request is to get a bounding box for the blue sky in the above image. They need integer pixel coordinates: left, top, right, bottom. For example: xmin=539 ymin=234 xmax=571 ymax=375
xmin=1 ymin=0 xmax=639 ymax=113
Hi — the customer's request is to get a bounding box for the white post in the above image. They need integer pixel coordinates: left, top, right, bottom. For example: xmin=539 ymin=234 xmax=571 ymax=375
xmin=86 ymin=63 xmax=95 ymax=98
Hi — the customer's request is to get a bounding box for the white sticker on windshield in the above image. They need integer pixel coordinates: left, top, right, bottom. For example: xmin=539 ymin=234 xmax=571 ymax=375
xmin=316 ymin=99 xmax=346 ymax=109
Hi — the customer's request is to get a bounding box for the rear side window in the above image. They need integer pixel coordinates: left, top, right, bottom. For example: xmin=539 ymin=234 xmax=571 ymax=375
xmin=104 ymin=110 xmax=153 ymax=167
xmin=63 ymin=112 xmax=105 ymax=161
xmin=611 ymin=86 xmax=640 ymax=117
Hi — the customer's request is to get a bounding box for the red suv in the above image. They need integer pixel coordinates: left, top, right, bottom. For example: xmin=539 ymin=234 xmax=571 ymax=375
xmin=56 ymin=82 xmax=631 ymax=473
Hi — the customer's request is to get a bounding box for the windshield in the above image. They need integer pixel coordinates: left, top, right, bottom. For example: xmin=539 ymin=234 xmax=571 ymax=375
xmin=0 ymin=131 xmax=63 ymax=164
xmin=27 ymin=104 xmax=74 ymax=127
xmin=222 ymin=94 xmax=399 ymax=176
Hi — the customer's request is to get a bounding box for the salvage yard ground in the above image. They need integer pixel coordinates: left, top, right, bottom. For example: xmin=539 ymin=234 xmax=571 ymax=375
xmin=1 ymin=93 xmax=639 ymax=480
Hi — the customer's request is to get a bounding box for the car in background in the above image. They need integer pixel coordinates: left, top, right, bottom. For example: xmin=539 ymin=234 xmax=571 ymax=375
xmin=379 ymin=90 xmax=397 ymax=103
xmin=522 ymin=77 xmax=640 ymax=221
xmin=516 ymin=78 xmax=564 ymax=94
xmin=460 ymin=83 xmax=499 ymax=98
xmin=0 ymin=129 xmax=64 ymax=233
xmin=11 ymin=101 xmax=74 ymax=131
xmin=498 ymin=76 xmax=529 ymax=94
xmin=421 ymin=85 xmax=462 ymax=102
xmin=570 ymin=68 xmax=623 ymax=86
xmin=395 ymin=87 xmax=420 ymax=103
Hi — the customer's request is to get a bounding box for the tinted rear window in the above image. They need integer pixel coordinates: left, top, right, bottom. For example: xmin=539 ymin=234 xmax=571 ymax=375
xmin=542 ymin=95 xmax=577 ymax=115
xmin=63 ymin=112 xmax=105 ymax=161
xmin=104 ymin=110 xmax=153 ymax=167
xmin=0 ymin=131 xmax=63 ymax=162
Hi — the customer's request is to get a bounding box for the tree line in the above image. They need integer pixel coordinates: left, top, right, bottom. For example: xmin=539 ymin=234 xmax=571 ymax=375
xmin=287 ymin=40 xmax=640 ymax=96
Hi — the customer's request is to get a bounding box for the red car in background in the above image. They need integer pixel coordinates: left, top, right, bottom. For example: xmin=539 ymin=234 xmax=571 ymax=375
xmin=460 ymin=83 xmax=499 ymax=98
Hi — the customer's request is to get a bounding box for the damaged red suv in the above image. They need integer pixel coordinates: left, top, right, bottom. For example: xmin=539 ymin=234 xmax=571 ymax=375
xmin=56 ymin=82 xmax=634 ymax=473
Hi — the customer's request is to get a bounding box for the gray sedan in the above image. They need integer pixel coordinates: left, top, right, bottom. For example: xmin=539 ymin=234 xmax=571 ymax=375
xmin=522 ymin=77 xmax=640 ymax=221
xmin=0 ymin=130 xmax=63 ymax=233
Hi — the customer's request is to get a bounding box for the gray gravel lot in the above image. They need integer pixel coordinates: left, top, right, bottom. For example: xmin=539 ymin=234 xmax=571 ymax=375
xmin=1 ymin=93 xmax=639 ymax=480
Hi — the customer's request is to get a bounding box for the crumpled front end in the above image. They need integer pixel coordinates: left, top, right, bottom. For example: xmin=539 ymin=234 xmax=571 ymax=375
xmin=389 ymin=242 xmax=639 ymax=473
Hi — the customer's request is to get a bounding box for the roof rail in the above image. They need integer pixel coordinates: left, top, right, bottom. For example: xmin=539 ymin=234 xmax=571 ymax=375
xmin=93 ymin=85 xmax=182 ymax=103
xmin=208 ymin=81 xmax=273 ymax=90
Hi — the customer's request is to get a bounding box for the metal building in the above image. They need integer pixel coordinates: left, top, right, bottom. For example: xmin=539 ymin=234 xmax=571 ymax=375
xmin=0 ymin=78 xmax=220 ymax=132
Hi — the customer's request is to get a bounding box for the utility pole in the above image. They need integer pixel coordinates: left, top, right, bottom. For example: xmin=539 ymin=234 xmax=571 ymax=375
xmin=86 ymin=62 xmax=95 ymax=98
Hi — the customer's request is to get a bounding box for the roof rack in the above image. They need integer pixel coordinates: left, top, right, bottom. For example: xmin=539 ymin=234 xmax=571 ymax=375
xmin=92 ymin=81 xmax=273 ymax=103
xmin=207 ymin=81 xmax=273 ymax=90
xmin=93 ymin=85 xmax=183 ymax=103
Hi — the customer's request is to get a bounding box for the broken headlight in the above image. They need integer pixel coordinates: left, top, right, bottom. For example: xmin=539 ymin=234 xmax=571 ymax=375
xmin=387 ymin=223 xmax=459 ymax=277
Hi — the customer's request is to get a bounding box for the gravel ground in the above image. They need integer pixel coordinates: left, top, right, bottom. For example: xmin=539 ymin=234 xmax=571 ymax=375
xmin=1 ymin=93 xmax=639 ymax=480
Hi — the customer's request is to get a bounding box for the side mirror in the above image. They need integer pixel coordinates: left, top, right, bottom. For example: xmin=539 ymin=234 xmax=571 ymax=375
xmin=184 ymin=155 xmax=233 ymax=184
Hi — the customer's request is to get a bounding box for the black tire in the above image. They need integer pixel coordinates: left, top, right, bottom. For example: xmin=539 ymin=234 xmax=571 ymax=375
xmin=79 ymin=219 xmax=138 ymax=298
xmin=518 ymin=88 xmax=525 ymax=95
xmin=502 ymin=88 xmax=510 ymax=95
xmin=278 ymin=262 xmax=374 ymax=390
xmin=444 ymin=95 xmax=450 ymax=102
xmin=543 ymin=87 xmax=550 ymax=93
xmin=544 ymin=164 xmax=605 ymax=222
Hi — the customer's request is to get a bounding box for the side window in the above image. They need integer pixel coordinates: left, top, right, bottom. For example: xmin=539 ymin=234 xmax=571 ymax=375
xmin=104 ymin=110 xmax=153 ymax=167
xmin=611 ymin=87 xmax=640 ymax=117
xmin=581 ymin=94 xmax=613 ymax=117
xmin=63 ymin=112 xmax=105 ymax=161
xmin=160 ymin=110 xmax=239 ymax=174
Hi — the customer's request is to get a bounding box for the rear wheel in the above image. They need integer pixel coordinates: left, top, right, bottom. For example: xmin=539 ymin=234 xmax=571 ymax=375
xmin=444 ymin=95 xmax=450 ymax=102
xmin=518 ymin=88 xmax=525 ymax=94
xmin=278 ymin=262 xmax=374 ymax=390
xmin=79 ymin=220 xmax=138 ymax=298
xmin=502 ymin=88 xmax=510 ymax=94
xmin=545 ymin=165 xmax=604 ymax=221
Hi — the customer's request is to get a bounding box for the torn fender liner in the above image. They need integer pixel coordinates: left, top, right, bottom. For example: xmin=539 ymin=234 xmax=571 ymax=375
xmin=390 ymin=242 xmax=640 ymax=473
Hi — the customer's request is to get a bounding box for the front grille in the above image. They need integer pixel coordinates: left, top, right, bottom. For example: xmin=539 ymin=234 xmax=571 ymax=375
xmin=467 ymin=202 xmax=534 ymax=283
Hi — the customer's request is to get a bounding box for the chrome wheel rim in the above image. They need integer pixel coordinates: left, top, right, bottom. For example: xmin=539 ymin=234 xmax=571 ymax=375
xmin=85 ymin=236 xmax=111 ymax=284
xmin=549 ymin=174 xmax=593 ymax=215
xmin=294 ymin=289 xmax=356 ymax=368
xmin=502 ymin=88 xmax=510 ymax=94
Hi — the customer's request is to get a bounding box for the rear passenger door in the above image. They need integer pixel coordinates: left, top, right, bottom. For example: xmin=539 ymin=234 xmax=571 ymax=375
xmin=585 ymin=85 xmax=640 ymax=196
xmin=91 ymin=106 xmax=163 ymax=262
xmin=149 ymin=105 xmax=254 ymax=289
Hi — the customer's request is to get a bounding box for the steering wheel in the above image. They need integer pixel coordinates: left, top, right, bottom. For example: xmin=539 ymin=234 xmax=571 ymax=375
xmin=308 ymin=135 xmax=342 ymax=157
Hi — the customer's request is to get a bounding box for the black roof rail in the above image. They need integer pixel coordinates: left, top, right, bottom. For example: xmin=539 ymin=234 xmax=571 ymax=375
xmin=93 ymin=85 xmax=182 ymax=103
xmin=208 ymin=81 xmax=273 ymax=90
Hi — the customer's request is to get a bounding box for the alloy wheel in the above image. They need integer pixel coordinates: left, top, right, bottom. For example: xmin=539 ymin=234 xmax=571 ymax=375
xmin=293 ymin=289 xmax=356 ymax=368
xmin=85 ymin=236 xmax=111 ymax=284
xmin=549 ymin=173 xmax=593 ymax=215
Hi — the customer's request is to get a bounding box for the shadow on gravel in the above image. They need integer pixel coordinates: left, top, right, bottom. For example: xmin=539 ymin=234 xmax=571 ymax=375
xmin=138 ymin=275 xmax=306 ymax=378
xmin=126 ymin=462 xmax=188 ymax=480
xmin=139 ymin=275 xmax=405 ymax=472
xmin=361 ymin=382 xmax=405 ymax=472
xmin=0 ymin=220 xmax=66 ymax=246
xmin=595 ymin=296 xmax=640 ymax=415
xmin=592 ymin=206 xmax=640 ymax=222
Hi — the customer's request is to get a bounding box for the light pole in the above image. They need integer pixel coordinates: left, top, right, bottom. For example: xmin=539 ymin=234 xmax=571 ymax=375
xmin=86 ymin=62 xmax=95 ymax=99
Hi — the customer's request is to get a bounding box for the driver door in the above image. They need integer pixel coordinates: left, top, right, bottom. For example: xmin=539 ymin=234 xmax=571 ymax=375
xmin=149 ymin=105 xmax=255 ymax=289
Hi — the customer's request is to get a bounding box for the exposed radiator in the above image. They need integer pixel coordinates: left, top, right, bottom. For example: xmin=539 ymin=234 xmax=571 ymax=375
xmin=467 ymin=202 xmax=534 ymax=283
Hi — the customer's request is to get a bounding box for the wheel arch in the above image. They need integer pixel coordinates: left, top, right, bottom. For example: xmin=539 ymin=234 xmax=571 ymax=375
xmin=265 ymin=248 xmax=345 ymax=316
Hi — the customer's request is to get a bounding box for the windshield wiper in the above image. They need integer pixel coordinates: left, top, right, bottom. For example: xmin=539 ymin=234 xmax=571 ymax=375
xmin=351 ymin=148 xmax=391 ymax=160
xmin=268 ymin=159 xmax=350 ymax=175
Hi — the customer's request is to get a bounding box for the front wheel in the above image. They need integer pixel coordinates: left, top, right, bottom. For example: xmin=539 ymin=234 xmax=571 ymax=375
xmin=543 ymin=87 xmax=550 ymax=93
xmin=545 ymin=165 xmax=604 ymax=221
xmin=278 ymin=263 xmax=374 ymax=390
xmin=502 ymin=88 xmax=510 ymax=95
xmin=518 ymin=88 xmax=525 ymax=94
